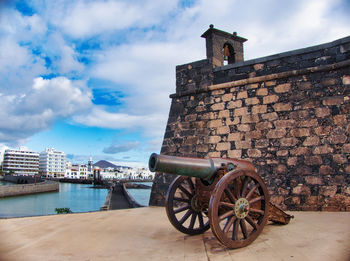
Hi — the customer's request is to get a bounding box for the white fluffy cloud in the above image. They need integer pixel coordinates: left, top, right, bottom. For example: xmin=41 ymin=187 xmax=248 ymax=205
xmin=0 ymin=77 xmax=91 ymax=145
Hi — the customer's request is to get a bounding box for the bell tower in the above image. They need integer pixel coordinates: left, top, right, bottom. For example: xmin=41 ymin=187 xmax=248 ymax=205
xmin=201 ymin=24 xmax=247 ymax=67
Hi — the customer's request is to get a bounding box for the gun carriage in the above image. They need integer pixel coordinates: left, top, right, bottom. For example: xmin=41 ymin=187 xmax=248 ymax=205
xmin=149 ymin=153 xmax=293 ymax=249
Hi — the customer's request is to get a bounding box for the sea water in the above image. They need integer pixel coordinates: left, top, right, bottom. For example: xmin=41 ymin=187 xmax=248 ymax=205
xmin=0 ymin=181 xmax=152 ymax=218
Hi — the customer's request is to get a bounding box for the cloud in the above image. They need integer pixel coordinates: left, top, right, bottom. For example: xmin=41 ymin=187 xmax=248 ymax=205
xmin=0 ymin=77 xmax=92 ymax=145
xmin=54 ymin=0 xmax=178 ymax=38
xmin=103 ymin=141 xmax=140 ymax=154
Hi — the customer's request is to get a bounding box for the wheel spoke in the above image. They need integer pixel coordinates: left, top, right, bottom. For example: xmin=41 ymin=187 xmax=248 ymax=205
xmin=241 ymin=177 xmax=249 ymax=197
xmin=249 ymin=208 xmax=265 ymax=216
xmin=173 ymin=197 xmax=191 ymax=203
xmin=246 ymin=184 xmax=259 ymax=200
xmin=189 ymin=213 xmax=197 ymax=229
xmin=198 ymin=212 xmax=204 ymax=228
xmin=223 ymin=216 xmax=236 ymax=233
xmin=219 ymin=210 xmax=234 ymax=221
xmin=233 ymin=178 xmax=240 ymax=198
xmin=178 ymin=184 xmax=192 ymax=198
xmin=219 ymin=201 xmax=235 ymax=208
xmin=224 ymin=188 xmax=237 ymax=203
xmin=240 ymin=219 xmax=248 ymax=239
xmin=245 ymin=215 xmax=258 ymax=230
xmin=249 ymin=196 xmax=264 ymax=205
xmin=187 ymin=178 xmax=195 ymax=193
xmin=174 ymin=205 xmax=190 ymax=214
xmin=232 ymin=219 xmax=239 ymax=240
xmin=179 ymin=209 xmax=192 ymax=224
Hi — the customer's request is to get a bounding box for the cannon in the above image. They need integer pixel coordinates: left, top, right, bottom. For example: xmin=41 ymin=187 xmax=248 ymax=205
xmin=149 ymin=153 xmax=293 ymax=249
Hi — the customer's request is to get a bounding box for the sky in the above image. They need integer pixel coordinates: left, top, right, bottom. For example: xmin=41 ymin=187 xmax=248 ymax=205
xmin=0 ymin=0 xmax=349 ymax=167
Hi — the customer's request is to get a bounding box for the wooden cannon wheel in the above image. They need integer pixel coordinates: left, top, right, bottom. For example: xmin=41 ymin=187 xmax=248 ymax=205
xmin=165 ymin=176 xmax=210 ymax=235
xmin=209 ymin=169 xmax=270 ymax=249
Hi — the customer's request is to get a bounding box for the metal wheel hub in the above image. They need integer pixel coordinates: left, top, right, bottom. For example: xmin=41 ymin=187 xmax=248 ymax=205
xmin=234 ymin=198 xmax=249 ymax=219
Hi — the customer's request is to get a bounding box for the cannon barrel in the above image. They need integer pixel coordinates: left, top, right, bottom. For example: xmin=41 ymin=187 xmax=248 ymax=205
xmin=149 ymin=153 xmax=254 ymax=181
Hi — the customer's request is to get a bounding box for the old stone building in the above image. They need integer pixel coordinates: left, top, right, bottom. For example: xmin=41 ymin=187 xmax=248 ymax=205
xmin=150 ymin=25 xmax=350 ymax=211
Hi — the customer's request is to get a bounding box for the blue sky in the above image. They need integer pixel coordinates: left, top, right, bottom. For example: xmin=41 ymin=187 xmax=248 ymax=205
xmin=0 ymin=0 xmax=349 ymax=167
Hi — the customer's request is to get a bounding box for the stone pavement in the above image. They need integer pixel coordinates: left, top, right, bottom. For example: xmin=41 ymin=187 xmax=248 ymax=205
xmin=0 ymin=207 xmax=349 ymax=261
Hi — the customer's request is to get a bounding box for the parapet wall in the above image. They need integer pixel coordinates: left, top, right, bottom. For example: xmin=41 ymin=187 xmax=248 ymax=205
xmin=0 ymin=177 xmax=59 ymax=198
xmin=150 ymin=36 xmax=350 ymax=211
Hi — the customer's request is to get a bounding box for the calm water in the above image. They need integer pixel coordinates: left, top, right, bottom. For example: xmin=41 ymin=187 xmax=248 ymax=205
xmin=0 ymin=181 xmax=152 ymax=218
xmin=0 ymin=182 xmax=108 ymax=218
xmin=127 ymin=182 xmax=152 ymax=206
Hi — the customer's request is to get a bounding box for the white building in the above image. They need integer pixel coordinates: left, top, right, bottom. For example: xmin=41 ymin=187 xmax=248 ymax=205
xmin=65 ymin=163 xmax=90 ymax=179
xmin=2 ymin=147 xmax=39 ymax=176
xmin=39 ymin=148 xmax=66 ymax=178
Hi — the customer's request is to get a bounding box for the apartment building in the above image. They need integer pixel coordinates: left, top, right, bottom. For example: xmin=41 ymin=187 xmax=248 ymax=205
xmin=3 ymin=148 xmax=39 ymax=176
xmin=39 ymin=148 xmax=66 ymax=178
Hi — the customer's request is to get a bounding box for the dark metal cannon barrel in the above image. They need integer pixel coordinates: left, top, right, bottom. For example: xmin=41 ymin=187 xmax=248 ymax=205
xmin=149 ymin=153 xmax=254 ymax=181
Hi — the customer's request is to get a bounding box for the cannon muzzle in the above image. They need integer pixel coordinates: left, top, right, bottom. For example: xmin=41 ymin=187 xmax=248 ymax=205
xmin=149 ymin=153 xmax=253 ymax=181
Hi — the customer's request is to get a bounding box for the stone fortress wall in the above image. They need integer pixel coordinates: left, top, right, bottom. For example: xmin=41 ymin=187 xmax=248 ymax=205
xmin=150 ymin=25 xmax=350 ymax=211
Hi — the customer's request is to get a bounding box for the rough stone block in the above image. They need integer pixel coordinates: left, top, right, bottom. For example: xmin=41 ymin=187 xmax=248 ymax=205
xmin=280 ymin=137 xmax=298 ymax=147
xmin=261 ymin=112 xmax=278 ymax=121
xmin=218 ymin=110 xmax=230 ymax=118
xmin=227 ymin=100 xmax=242 ymax=109
xmin=245 ymin=130 xmax=262 ymax=139
xmin=287 ymin=157 xmax=298 ymax=166
xmin=235 ymin=140 xmax=251 ymax=149
xmin=222 ymin=93 xmax=233 ymax=102
xmin=319 ymin=165 xmax=335 ymax=175
xmin=313 ymin=145 xmax=334 ymax=154
xmin=305 ymin=156 xmax=323 ymax=165
xmin=320 ymin=185 xmax=337 ymax=197
xmin=342 ymin=75 xmax=350 ymax=85
xmin=255 ymin=139 xmax=269 ymax=148
xmin=274 ymin=83 xmax=291 ymax=93
xmin=274 ymin=120 xmax=295 ymax=128
xmin=303 ymin=136 xmax=320 ymax=146
xmin=196 ymin=145 xmax=209 ymax=153
xmin=256 ymin=121 xmax=273 ymax=130
xmin=252 ymin=105 xmax=267 ymax=114
xmin=211 ymin=103 xmax=225 ymax=111
xmin=305 ymin=176 xmax=322 ymax=185
xmin=216 ymin=126 xmax=230 ymax=135
xmin=234 ymin=107 xmax=248 ymax=116
xmin=314 ymin=126 xmax=331 ymax=136
xmin=276 ymin=150 xmax=289 ymax=156
xmin=298 ymin=119 xmax=318 ymax=127
xmin=208 ymin=136 xmax=221 ymax=144
xmin=241 ymin=114 xmax=260 ymax=124
xmin=237 ymin=124 xmax=251 ymax=132
xmin=273 ymin=103 xmax=292 ymax=111
xmin=185 ymin=114 xmax=197 ymax=122
xmin=245 ymin=97 xmax=260 ymax=105
xmin=236 ymin=91 xmax=248 ymax=99
xmin=343 ymin=144 xmax=350 ymax=153
xmin=266 ymin=128 xmax=287 ymax=139
xmin=322 ymin=97 xmax=344 ymax=106
xmin=264 ymin=81 xmax=276 ymax=87
xmin=263 ymin=95 xmax=279 ymax=104
xmin=253 ymin=63 xmax=264 ymax=70
xmin=247 ymin=149 xmax=262 ymax=157
xmin=291 ymin=147 xmax=311 ymax=156
xmin=328 ymin=134 xmax=347 ymax=144
xmin=332 ymin=115 xmax=347 ymax=125
xmin=207 ymin=119 xmax=222 ymax=128
xmin=290 ymin=128 xmax=310 ymax=137
xmin=216 ymin=142 xmax=230 ymax=151
xmin=228 ymin=132 xmax=244 ymax=141
xmin=315 ymin=107 xmax=330 ymax=117
xmin=333 ymin=154 xmax=347 ymax=164
xmin=228 ymin=150 xmax=242 ymax=158
xmin=256 ymin=88 xmax=268 ymax=96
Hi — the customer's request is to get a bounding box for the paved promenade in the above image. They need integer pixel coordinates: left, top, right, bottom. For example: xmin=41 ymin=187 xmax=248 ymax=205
xmin=0 ymin=207 xmax=349 ymax=261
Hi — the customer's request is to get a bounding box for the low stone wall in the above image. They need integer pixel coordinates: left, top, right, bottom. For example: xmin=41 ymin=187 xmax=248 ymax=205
xmin=0 ymin=180 xmax=59 ymax=198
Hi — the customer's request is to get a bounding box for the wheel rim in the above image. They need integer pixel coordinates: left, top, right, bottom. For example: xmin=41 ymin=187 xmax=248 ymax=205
xmin=209 ymin=170 xmax=269 ymax=248
xmin=166 ymin=176 xmax=210 ymax=235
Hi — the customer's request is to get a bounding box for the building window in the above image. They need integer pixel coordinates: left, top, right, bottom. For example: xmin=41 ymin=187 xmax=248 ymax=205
xmin=223 ymin=42 xmax=235 ymax=65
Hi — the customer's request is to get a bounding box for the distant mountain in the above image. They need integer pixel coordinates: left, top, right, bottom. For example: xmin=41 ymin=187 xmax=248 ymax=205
xmin=93 ymin=160 xmax=119 ymax=169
